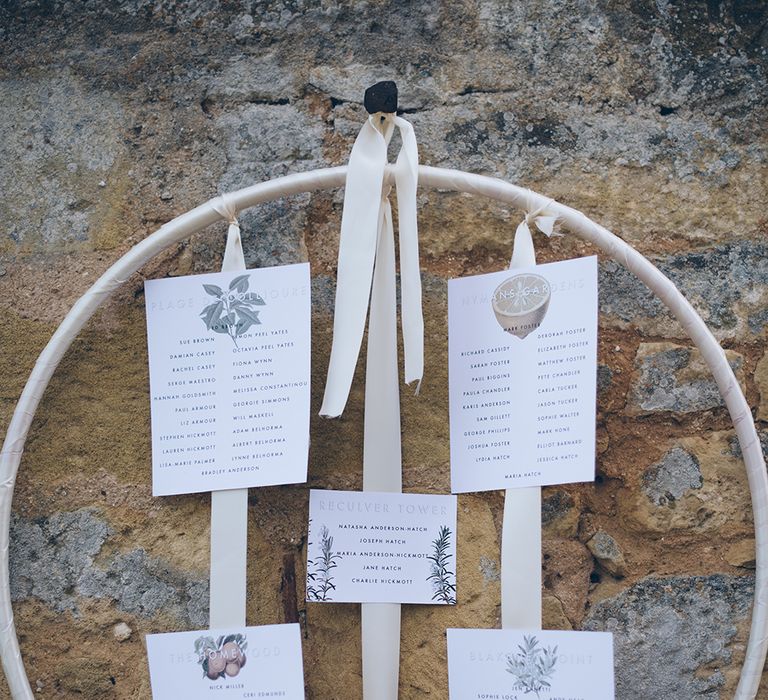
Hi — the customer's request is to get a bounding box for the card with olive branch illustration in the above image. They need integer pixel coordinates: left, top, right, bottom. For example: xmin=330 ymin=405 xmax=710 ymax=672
xmin=447 ymin=628 xmax=615 ymax=699
xmin=306 ymin=489 xmax=457 ymax=605
xmin=146 ymin=623 xmax=305 ymax=699
xmin=144 ymin=263 xmax=311 ymax=496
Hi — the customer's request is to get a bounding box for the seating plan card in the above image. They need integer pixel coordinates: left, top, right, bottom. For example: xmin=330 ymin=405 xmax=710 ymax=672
xmin=447 ymin=628 xmax=614 ymax=699
xmin=146 ymin=623 xmax=305 ymax=699
xmin=144 ymin=262 xmax=311 ymax=496
xmin=306 ymin=489 xmax=458 ymax=605
xmin=448 ymin=256 xmax=598 ymax=493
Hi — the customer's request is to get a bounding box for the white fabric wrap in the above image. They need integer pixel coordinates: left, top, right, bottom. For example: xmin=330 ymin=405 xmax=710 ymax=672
xmin=320 ymin=115 xmax=423 ymax=417
xmin=501 ymin=210 xmax=557 ymax=630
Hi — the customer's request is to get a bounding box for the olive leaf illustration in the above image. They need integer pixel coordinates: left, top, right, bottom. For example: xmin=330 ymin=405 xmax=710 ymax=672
xmin=306 ymin=525 xmax=341 ymax=602
xmin=195 ymin=632 xmax=248 ymax=681
xmin=426 ymin=525 xmax=456 ymax=604
xmin=506 ymin=635 xmax=558 ymax=697
xmin=199 ymin=274 xmax=265 ymax=347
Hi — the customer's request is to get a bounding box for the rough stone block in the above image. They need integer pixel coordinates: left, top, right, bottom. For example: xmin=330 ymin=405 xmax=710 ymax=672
xmin=585 ymin=575 xmax=753 ymax=699
xmin=627 ymin=342 xmax=744 ymax=415
xmin=586 ymin=530 xmax=627 ymax=578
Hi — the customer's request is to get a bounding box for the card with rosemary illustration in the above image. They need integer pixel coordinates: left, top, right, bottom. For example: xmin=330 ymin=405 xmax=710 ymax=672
xmin=144 ymin=262 xmax=311 ymax=496
xmin=447 ymin=628 xmax=614 ymax=699
xmin=306 ymin=489 xmax=458 ymax=605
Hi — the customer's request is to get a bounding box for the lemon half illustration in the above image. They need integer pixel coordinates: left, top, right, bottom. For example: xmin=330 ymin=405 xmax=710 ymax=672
xmin=491 ymin=273 xmax=551 ymax=339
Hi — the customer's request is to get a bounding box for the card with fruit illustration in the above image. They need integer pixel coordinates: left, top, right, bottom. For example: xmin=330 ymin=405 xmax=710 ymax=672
xmin=448 ymin=256 xmax=598 ymax=493
xmin=447 ymin=628 xmax=614 ymax=699
xmin=146 ymin=623 xmax=304 ymax=699
xmin=144 ymin=262 xmax=311 ymax=496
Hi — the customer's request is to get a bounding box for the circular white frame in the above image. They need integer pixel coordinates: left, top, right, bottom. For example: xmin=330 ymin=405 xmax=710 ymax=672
xmin=0 ymin=165 xmax=765 ymax=699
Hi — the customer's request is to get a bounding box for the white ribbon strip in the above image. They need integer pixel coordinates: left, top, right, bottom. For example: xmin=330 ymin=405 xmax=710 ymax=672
xmin=361 ymin=184 xmax=402 ymax=700
xmin=501 ymin=208 xmax=556 ymax=631
xmin=209 ymin=203 xmax=249 ymax=629
xmin=320 ymin=115 xmax=423 ymax=417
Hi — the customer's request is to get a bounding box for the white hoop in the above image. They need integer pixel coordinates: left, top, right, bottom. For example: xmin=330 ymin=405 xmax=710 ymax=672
xmin=0 ymin=166 xmax=765 ymax=698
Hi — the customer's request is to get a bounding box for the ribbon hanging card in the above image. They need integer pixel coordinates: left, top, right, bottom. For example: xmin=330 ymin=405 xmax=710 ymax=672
xmin=305 ymin=489 xmax=458 ymax=605
xmin=447 ymin=628 xmax=615 ymax=699
xmin=146 ymin=623 xmax=305 ymax=699
xmin=448 ymin=256 xmax=598 ymax=493
xmin=144 ymin=262 xmax=311 ymax=496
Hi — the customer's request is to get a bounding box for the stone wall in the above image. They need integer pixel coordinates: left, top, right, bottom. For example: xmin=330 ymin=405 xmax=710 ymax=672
xmin=1 ymin=1 xmax=767 ymax=698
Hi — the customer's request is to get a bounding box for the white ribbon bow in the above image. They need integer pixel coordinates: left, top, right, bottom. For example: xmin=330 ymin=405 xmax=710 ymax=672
xmin=321 ymin=114 xmax=423 ymax=418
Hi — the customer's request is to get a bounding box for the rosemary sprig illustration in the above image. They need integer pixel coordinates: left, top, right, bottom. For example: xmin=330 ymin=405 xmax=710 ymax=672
xmin=306 ymin=525 xmax=341 ymax=602
xmin=199 ymin=274 xmax=265 ymax=347
xmin=506 ymin=635 xmax=558 ymax=697
xmin=426 ymin=525 xmax=456 ymax=604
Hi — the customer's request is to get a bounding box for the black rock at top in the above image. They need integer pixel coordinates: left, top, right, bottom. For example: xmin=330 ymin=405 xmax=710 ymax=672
xmin=364 ymin=81 xmax=398 ymax=114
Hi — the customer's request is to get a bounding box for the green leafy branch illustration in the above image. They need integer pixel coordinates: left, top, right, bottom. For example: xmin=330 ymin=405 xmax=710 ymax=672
xmin=426 ymin=525 xmax=456 ymax=604
xmin=199 ymin=274 xmax=265 ymax=347
xmin=306 ymin=525 xmax=341 ymax=602
xmin=195 ymin=632 xmax=248 ymax=681
xmin=506 ymin=635 xmax=558 ymax=697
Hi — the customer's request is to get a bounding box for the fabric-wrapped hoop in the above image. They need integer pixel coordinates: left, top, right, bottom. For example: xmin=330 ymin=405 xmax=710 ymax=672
xmin=0 ymin=165 xmax=765 ymax=699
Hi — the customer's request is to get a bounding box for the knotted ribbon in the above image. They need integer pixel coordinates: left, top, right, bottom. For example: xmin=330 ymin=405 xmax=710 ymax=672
xmin=320 ymin=114 xmax=423 ymax=417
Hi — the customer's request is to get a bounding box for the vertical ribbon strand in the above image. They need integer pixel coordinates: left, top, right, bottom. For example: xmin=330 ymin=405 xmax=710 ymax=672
xmin=501 ymin=207 xmax=557 ymax=631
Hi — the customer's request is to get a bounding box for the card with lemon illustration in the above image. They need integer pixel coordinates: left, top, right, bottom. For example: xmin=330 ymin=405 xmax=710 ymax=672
xmin=448 ymin=256 xmax=598 ymax=493
xmin=146 ymin=623 xmax=304 ymax=699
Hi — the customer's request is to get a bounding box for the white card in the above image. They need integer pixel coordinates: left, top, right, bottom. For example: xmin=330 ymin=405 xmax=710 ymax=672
xmin=146 ymin=624 xmax=304 ymax=699
xmin=447 ymin=628 xmax=614 ymax=699
xmin=144 ymin=263 xmax=311 ymax=496
xmin=448 ymin=256 xmax=598 ymax=493
xmin=306 ymin=489 xmax=458 ymax=605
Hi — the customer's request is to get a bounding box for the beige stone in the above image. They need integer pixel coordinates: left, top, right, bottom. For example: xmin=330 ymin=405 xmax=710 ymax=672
xmin=756 ymin=350 xmax=768 ymax=421
xmin=726 ymin=539 xmax=756 ymax=569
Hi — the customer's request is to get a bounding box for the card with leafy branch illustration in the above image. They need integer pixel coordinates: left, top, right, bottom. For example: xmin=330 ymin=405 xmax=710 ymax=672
xmin=144 ymin=263 xmax=311 ymax=496
xmin=447 ymin=628 xmax=615 ymax=699
xmin=306 ymin=489 xmax=457 ymax=605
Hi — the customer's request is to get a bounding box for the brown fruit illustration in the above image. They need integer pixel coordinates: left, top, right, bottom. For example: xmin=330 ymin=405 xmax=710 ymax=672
xmin=207 ymin=650 xmax=226 ymax=677
xmin=225 ymin=662 xmax=241 ymax=677
xmin=222 ymin=641 xmax=244 ymax=665
xmin=240 ymin=654 xmax=246 ymax=668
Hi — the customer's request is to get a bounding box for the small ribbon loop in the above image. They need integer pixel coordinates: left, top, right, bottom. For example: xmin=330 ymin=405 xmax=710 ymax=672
xmin=321 ymin=115 xmax=423 ymax=417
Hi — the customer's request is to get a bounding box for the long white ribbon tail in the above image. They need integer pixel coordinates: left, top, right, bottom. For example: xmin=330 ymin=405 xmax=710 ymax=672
xmin=362 ymin=197 xmax=402 ymax=699
xmin=320 ymin=119 xmax=387 ymax=417
xmin=393 ymin=116 xmax=424 ymax=392
xmin=209 ymin=198 xmax=249 ymax=629
xmin=501 ymin=216 xmax=543 ymax=630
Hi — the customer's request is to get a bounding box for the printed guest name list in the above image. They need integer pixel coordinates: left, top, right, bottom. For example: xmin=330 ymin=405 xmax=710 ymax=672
xmin=448 ymin=256 xmax=598 ymax=493
xmin=145 ymin=263 xmax=311 ymax=496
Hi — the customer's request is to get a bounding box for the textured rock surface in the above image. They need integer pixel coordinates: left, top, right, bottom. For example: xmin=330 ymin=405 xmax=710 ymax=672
xmin=0 ymin=1 xmax=766 ymax=698
xmin=627 ymin=342 xmax=744 ymax=415
xmin=585 ymin=575 xmax=754 ymax=699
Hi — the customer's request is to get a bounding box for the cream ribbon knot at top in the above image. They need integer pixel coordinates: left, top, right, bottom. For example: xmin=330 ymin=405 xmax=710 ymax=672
xmin=320 ymin=85 xmax=424 ymax=418
xmin=510 ymin=198 xmax=559 ymax=269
